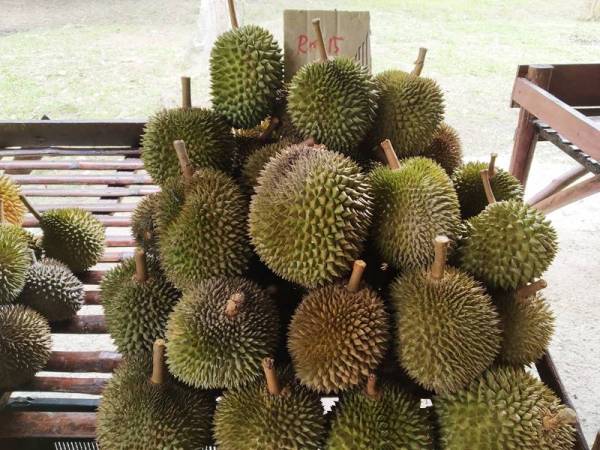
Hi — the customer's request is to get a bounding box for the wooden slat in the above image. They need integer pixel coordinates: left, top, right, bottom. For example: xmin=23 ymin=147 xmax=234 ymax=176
xmin=51 ymin=315 xmax=107 ymax=334
xmin=19 ymin=376 xmax=108 ymax=395
xmin=101 ymin=249 xmax=134 ymax=262
xmin=536 ymin=124 xmax=600 ymax=175
xmin=45 ymin=351 xmax=121 ymax=373
xmin=527 ymin=166 xmax=589 ymax=205
xmin=0 ymin=159 xmax=143 ymax=171
xmin=21 ymin=186 xmax=159 ymax=197
xmin=34 ymin=203 xmax=139 ymax=213
xmin=533 ymin=174 xmax=600 ymax=214
xmin=79 ymin=270 xmax=106 ymax=284
xmin=105 ymin=236 xmax=135 ymax=247
xmin=0 ymin=148 xmax=141 ymax=157
xmin=10 ymin=174 xmax=152 ymax=185
xmin=84 ymin=291 xmax=101 ymax=305
xmin=0 ymin=412 xmax=96 ymax=438
xmin=24 ymin=215 xmax=132 ymax=227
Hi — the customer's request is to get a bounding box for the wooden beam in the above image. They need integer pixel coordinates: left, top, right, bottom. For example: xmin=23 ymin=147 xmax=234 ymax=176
xmin=51 ymin=315 xmax=107 ymax=334
xmin=0 ymin=159 xmax=143 ymax=171
xmin=9 ymin=174 xmax=152 ymax=185
xmin=0 ymin=412 xmax=96 ymax=438
xmin=19 ymin=376 xmax=109 ymax=395
xmin=45 ymin=351 xmax=121 ymax=372
xmin=527 ymin=166 xmax=589 ymax=205
xmin=532 ymin=174 xmax=600 ymax=214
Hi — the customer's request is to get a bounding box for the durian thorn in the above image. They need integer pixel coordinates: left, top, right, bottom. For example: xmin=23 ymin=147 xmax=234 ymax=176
xmin=227 ymin=0 xmax=239 ymax=29
xmin=150 ymin=339 xmax=167 ymax=385
xmin=0 ymin=198 xmax=4 ymax=224
xmin=488 ymin=152 xmax=498 ymax=177
xmin=181 ymin=76 xmax=192 ymax=109
xmin=312 ymin=18 xmax=328 ymax=63
xmin=347 ymin=260 xmax=367 ymax=293
xmin=258 ymin=116 xmax=280 ymax=141
xmin=515 ymin=279 xmax=547 ymax=301
xmin=18 ymin=194 xmax=42 ymax=222
xmin=173 ymin=140 xmax=194 ymax=182
xmin=262 ymin=357 xmax=281 ymax=396
xmin=431 ymin=235 xmax=450 ymax=280
xmin=480 ymin=169 xmax=496 ymax=205
xmin=133 ymin=248 xmax=147 ymax=283
xmin=380 ymin=139 xmax=401 ymax=170
xmin=411 ymin=47 xmax=428 ymax=77
xmin=29 ymin=249 xmax=37 ymax=264
xmin=542 ymin=408 xmax=577 ymax=430
xmin=365 ymin=373 xmax=381 ymax=399
xmin=224 ymin=292 xmax=245 ymax=318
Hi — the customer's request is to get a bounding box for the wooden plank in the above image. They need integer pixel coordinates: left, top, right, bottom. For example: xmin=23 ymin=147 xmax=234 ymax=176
xmin=0 ymin=120 xmax=145 ymax=148
xmin=34 ymin=203 xmax=139 ymax=213
xmin=100 ymin=249 xmax=134 ymax=262
xmin=84 ymin=291 xmax=101 ymax=305
xmin=105 ymin=236 xmax=135 ymax=247
xmin=51 ymin=315 xmax=107 ymax=334
xmin=19 ymin=376 xmax=108 ymax=395
xmin=0 ymin=412 xmax=96 ymax=438
xmin=9 ymin=174 xmax=152 ymax=185
xmin=0 ymin=159 xmax=143 ymax=171
xmin=527 ymin=166 xmax=589 ymax=205
xmin=24 ymin=215 xmax=132 ymax=227
xmin=0 ymin=148 xmax=141 ymax=157
xmin=46 ymin=351 xmax=121 ymax=373
xmin=79 ymin=270 xmax=106 ymax=284
xmin=21 ymin=186 xmax=159 ymax=197
xmin=532 ymin=174 xmax=600 ymax=214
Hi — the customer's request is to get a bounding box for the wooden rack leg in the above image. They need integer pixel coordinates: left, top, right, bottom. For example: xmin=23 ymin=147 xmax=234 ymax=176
xmin=592 ymin=431 xmax=600 ymax=450
xmin=509 ymin=64 xmax=554 ymax=187
xmin=532 ymin=174 xmax=600 ymax=214
xmin=527 ymin=166 xmax=589 ymax=205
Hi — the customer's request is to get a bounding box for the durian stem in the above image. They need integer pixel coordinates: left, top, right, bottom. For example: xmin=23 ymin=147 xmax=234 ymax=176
xmin=380 ymin=139 xmax=401 ymax=171
xmin=134 ymin=248 xmax=147 ymax=283
xmin=480 ymin=169 xmax=496 ymax=205
xmin=365 ymin=373 xmax=380 ymax=399
xmin=0 ymin=198 xmax=5 ymax=223
xmin=312 ymin=18 xmax=328 ymax=63
xmin=173 ymin=140 xmax=194 ymax=182
xmin=411 ymin=47 xmax=428 ymax=77
xmin=262 ymin=357 xmax=281 ymax=396
xmin=515 ymin=279 xmax=547 ymax=301
xmin=488 ymin=152 xmax=498 ymax=177
xmin=258 ymin=116 xmax=280 ymax=141
xmin=227 ymin=0 xmax=239 ymax=29
xmin=181 ymin=76 xmax=192 ymax=109
xmin=431 ymin=235 xmax=450 ymax=280
xmin=150 ymin=339 xmax=167 ymax=385
xmin=225 ymin=292 xmax=245 ymax=318
xmin=346 ymin=260 xmax=367 ymax=293
xmin=301 ymin=136 xmax=316 ymax=147
xmin=542 ymin=408 xmax=577 ymax=430
xmin=19 ymin=194 xmax=42 ymax=222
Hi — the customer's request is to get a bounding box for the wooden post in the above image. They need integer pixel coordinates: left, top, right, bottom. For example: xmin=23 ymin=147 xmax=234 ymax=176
xmin=262 ymin=357 xmax=281 ymax=395
xmin=515 ymin=279 xmax=547 ymax=301
xmin=509 ymin=64 xmax=554 ymax=187
xmin=480 ymin=169 xmax=496 ymax=204
xmin=380 ymin=139 xmax=401 ymax=170
xmin=227 ymin=0 xmax=239 ymax=29
xmin=411 ymin=47 xmax=427 ymax=77
xmin=133 ymin=248 xmax=147 ymax=283
xmin=150 ymin=339 xmax=166 ymax=385
xmin=181 ymin=76 xmax=192 ymax=109
xmin=173 ymin=140 xmax=194 ymax=181
xmin=346 ymin=260 xmax=367 ymax=293
xmin=312 ymin=19 xmax=328 ymax=63
xmin=532 ymin=174 xmax=600 ymax=215
xmin=431 ymin=235 xmax=449 ymax=280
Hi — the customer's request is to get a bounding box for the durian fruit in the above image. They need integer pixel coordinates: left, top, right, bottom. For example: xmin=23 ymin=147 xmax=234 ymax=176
xmin=166 ymin=277 xmax=279 ymax=389
xmin=102 ymin=249 xmax=180 ymax=356
xmin=495 ymin=279 xmax=554 ymax=366
xmin=288 ymin=260 xmax=390 ymax=392
xmin=20 ymin=195 xmax=105 ymax=273
xmin=131 ymin=193 xmax=160 ymax=256
xmin=452 ymin=153 xmax=523 ymax=219
xmin=287 ymin=19 xmax=378 ymax=154
xmin=97 ymin=340 xmax=216 ymax=450
xmin=370 ymin=141 xmax=461 ymax=272
xmin=0 ymin=304 xmax=52 ymax=390
xmin=368 ymin=48 xmax=444 ymax=158
xmin=459 ymin=170 xmax=558 ymax=289
xmin=422 ymin=122 xmax=462 ymax=175
xmin=249 ymin=143 xmax=373 ymax=287
xmin=390 ymin=236 xmax=501 ymax=393
xmin=435 ymin=366 xmax=577 ymax=450
xmin=214 ymin=357 xmax=328 ymax=450
xmin=0 ymin=224 xmax=31 ymax=303
xmin=0 ymin=176 xmax=26 ymax=225
xmin=326 ymin=374 xmax=434 ymax=449
xmin=141 ymin=77 xmax=236 ymax=186
xmin=18 ymin=257 xmax=84 ymax=322
xmin=241 ymin=138 xmax=295 ymax=191
xmin=157 ymin=142 xmax=251 ymax=289
xmin=210 ymin=0 xmax=283 ymax=129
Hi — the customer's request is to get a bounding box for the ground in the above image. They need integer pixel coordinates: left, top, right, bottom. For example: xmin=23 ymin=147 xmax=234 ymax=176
xmin=1 ymin=0 xmax=599 ymax=444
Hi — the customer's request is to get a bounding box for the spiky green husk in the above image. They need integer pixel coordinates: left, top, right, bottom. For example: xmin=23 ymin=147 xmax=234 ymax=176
xmin=241 ymin=138 xmax=295 ymax=191
xmin=494 ymin=291 xmax=554 ymax=366
xmin=452 ymin=162 xmax=524 ymax=219
xmin=390 ymin=268 xmax=501 ymax=393
xmin=131 ymin=193 xmax=160 ymax=256
xmin=18 ymin=258 xmax=83 ymax=322
xmin=422 ymin=123 xmax=462 ymax=175
xmin=10 ymin=226 xmax=43 ymax=259
xmin=101 ymin=256 xmax=180 ymax=356
xmin=214 ymin=367 xmax=327 ymax=450
xmin=288 ymin=58 xmax=378 ymax=154
xmin=327 ymin=384 xmax=434 ymax=449
xmin=0 ymin=225 xmax=31 ymax=303
xmin=0 ymin=175 xmax=26 ymax=225
xmin=166 ymin=277 xmax=279 ymax=389
xmin=460 ymin=200 xmax=558 ymax=290
xmin=369 ymin=70 xmax=444 ymax=157
xmin=158 ymin=169 xmax=251 ymax=290
xmin=370 ymin=158 xmax=461 ymax=271
xmin=0 ymin=304 xmax=51 ymax=390
xmin=40 ymin=208 xmax=105 ymax=273
xmin=97 ymin=357 xmax=216 ymax=450
xmin=249 ymin=144 xmax=372 ymax=287
xmin=141 ymin=107 xmax=236 ymax=186
xmin=153 ymin=176 xmax=186 ymax=234
xmin=435 ymin=366 xmax=576 ymax=449
xmin=288 ymin=283 xmax=389 ymax=392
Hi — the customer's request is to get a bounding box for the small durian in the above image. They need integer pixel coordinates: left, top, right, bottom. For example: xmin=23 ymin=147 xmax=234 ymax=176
xmin=241 ymin=138 xmax=295 ymax=191
xmin=370 ymin=141 xmax=461 ymax=272
xmin=391 ymin=236 xmax=501 ymax=393
xmin=327 ymin=374 xmax=434 ymax=449
xmin=0 ymin=176 xmax=26 ymax=225
xmin=131 ymin=193 xmax=160 ymax=256
xmin=214 ymin=358 xmax=328 ymax=450
xmin=435 ymin=366 xmax=577 ymax=450
xmin=452 ymin=154 xmax=523 ymax=219
xmin=249 ymin=143 xmax=373 ymax=288
xmin=166 ymin=277 xmax=279 ymax=389
xmin=287 ymin=19 xmax=378 ymax=155
xmin=102 ymin=249 xmax=180 ymax=356
xmin=459 ymin=170 xmax=557 ymax=289
xmin=97 ymin=340 xmax=216 ymax=450
xmin=288 ymin=260 xmax=390 ymax=392
xmin=0 ymin=304 xmax=52 ymax=390
xmin=18 ymin=257 xmax=84 ymax=322
xmin=0 ymin=224 xmax=31 ymax=303
xmin=141 ymin=77 xmax=236 ymax=186
xmin=422 ymin=122 xmax=462 ymax=175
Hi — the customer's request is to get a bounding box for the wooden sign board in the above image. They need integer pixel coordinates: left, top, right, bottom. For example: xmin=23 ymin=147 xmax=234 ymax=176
xmin=283 ymin=10 xmax=371 ymax=81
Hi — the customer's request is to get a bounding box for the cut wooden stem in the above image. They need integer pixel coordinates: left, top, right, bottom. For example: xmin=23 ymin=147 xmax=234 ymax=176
xmin=347 ymin=260 xmax=367 ymax=293
xmin=365 ymin=373 xmax=380 ymax=399
xmin=0 ymin=198 xmax=4 ymax=223
xmin=411 ymin=47 xmax=428 ymax=77
xmin=312 ymin=18 xmax=328 ymax=63
xmin=19 ymin=194 xmax=42 ymax=222
xmin=181 ymin=76 xmax=192 ymax=109
xmin=431 ymin=235 xmax=450 ymax=280
xmin=542 ymin=408 xmax=577 ymax=430
xmin=134 ymin=248 xmax=147 ymax=283
xmin=480 ymin=169 xmax=496 ymax=204
xmin=225 ymin=292 xmax=245 ymax=318
xmin=150 ymin=339 xmax=167 ymax=385
xmin=262 ymin=357 xmax=281 ymax=395
xmin=515 ymin=279 xmax=547 ymax=300
xmin=488 ymin=153 xmax=498 ymax=177
xmin=258 ymin=116 xmax=280 ymax=141
xmin=227 ymin=0 xmax=239 ymax=29
xmin=173 ymin=140 xmax=194 ymax=181
xmin=380 ymin=139 xmax=401 ymax=170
